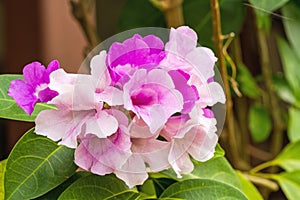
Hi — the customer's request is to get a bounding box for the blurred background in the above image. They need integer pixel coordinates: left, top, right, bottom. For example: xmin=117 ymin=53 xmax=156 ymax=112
xmin=1 ymin=0 xmax=300 ymax=199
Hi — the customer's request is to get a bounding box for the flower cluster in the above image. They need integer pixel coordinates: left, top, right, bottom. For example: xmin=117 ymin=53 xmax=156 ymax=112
xmin=9 ymin=26 xmax=225 ymax=188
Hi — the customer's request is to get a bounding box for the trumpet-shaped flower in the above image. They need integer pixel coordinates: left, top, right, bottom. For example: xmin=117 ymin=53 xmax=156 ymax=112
xmin=106 ymin=34 xmax=165 ymax=83
xmin=8 ymin=60 xmax=59 ymax=114
xmin=123 ymin=68 xmax=183 ymax=133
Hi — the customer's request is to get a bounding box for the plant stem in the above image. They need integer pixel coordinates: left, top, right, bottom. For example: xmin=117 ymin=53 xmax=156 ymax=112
xmin=250 ymin=161 xmax=275 ymax=174
xmin=243 ymin=173 xmax=279 ymax=191
xmin=210 ymin=0 xmax=239 ymax=167
xmin=150 ymin=0 xmax=184 ymax=28
xmin=70 ymin=0 xmax=99 ymax=48
xmin=256 ymin=27 xmax=284 ymax=160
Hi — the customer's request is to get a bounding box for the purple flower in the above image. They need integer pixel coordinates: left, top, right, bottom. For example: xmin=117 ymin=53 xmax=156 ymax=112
xmin=8 ymin=60 xmax=59 ymax=114
xmin=106 ymin=34 xmax=165 ymax=83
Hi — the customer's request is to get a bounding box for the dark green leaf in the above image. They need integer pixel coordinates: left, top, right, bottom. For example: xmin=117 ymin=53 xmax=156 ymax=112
xmin=159 ymin=179 xmax=247 ymax=199
xmin=249 ymin=0 xmax=289 ymax=12
xmin=273 ymin=140 xmax=300 ymax=171
xmin=235 ymin=171 xmax=263 ymax=200
xmin=0 ymin=75 xmax=55 ymax=122
xmin=274 ymin=171 xmax=300 ymax=200
xmin=119 ymin=0 xmax=245 ymax=48
xmin=249 ymin=0 xmax=288 ymax=30
xmin=237 ymin=64 xmax=260 ymax=99
xmin=58 ymin=174 xmax=139 ymax=200
xmin=162 ymin=157 xmax=242 ymax=190
xmin=288 ymin=107 xmax=300 ymax=142
xmin=282 ymin=2 xmax=300 ymax=59
xmin=118 ymin=0 xmax=165 ymax=30
xmin=4 ymin=128 xmax=77 ymax=200
xmin=277 ymin=37 xmax=300 ymax=99
xmin=0 ymin=159 xmax=7 ymax=199
xmin=249 ymin=104 xmax=272 ymax=142
xmin=138 ymin=179 xmax=156 ymax=199
xmin=34 ymin=172 xmax=90 ymax=200
xmin=152 ymin=178 xmax=177 ymax=198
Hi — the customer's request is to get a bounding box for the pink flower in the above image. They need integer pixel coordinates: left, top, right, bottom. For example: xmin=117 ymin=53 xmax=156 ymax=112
xmin=162 ymin=26 xmax=225 ymax=107
xmin=35 ymin=51 xmax=122 ymax=148
xmin=161 ymin=104 xmax=218 ymax=177
xmin=106 ymin=34 xmax=165 ymax=83
xmin=123 ymin=68 xmax=183 ymax=133
xmin=8 ymin=60 xmax=59 ymax=114
xmin=74 ymin=109 xmax=132 ymax=176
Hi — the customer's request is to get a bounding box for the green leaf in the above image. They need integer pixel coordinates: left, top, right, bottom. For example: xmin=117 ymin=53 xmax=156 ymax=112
xmin=249 ymin=0 xmax=289 ymax=12
xmin=162 ymin=157 xmax=242 ymax=190
xmin=34 ymin=172 xmax=90 ymax=200
xmin=152 ymin=178 xmax=177 ymax=198
xmin=4 ymin=128 xmax=77 ymax=200
xmin=0 ymin=74 xmax=55 ymax=122
xmin=118 ymin=0 xmax=165 ymax=30
xmin=288 ymin=107 xmax=300 ymax=142
xmin=235 ymin=171 xmax=263 ymax=200
xmin=282 ymin=2 xmax=300 ymax=59
xmin=237 ymin=64 xmax=260 ymax=99
xmin=58 ymin=174 xmax=140 ymax=200
xmin=273 ymin=171 xmax=300 ymax=200
xmin=119 ymin=0 xmax=245 ymax=48
xmin=273 ymin=75 xmax=296 ymax=105
xmin=249 ymin=0 xmax=289 ymax=30
xmin=159 ymin=179 xmax=247 ymax=199
xmin=272 ymin=140 xmax=300 ymax=171
xmin=138 ymin=179 xmax=157 ymax=199
xmin=277 ymin=37 xmax=300 ymax=100
xmin=0 ymin=159 xmax=7 ymax=199
xmin=214 ymin=143 xmax=225 ymax=158
xmin=249 ymin=104 xmax=272 ymax=142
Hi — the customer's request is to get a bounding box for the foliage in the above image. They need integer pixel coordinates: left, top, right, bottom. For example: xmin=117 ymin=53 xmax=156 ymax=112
xmin=2 ymin=0 xmax=300 ymax=199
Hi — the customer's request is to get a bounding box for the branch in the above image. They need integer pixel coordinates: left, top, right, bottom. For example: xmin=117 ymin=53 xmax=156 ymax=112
xmin=150 ymin=0 xmax=184 ymax=28
xmin=70 ymin=0 xmax=99 ymax=49
xmin=210 ymin=0 xmax=240 ymax=167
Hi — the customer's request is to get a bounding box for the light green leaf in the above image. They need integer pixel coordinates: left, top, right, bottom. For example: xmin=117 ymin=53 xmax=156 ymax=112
xmin=282 ymin=2 xmax=300 ymax=59
xmin=237 ymin=64 xmax=260 ymax=99
xmin=249 ymin=104 xmax=272 ymax=142
xmin=288 ymin=107 xmax=300 ymax=142
xmin=0 ymin=159 xmax=7 ymax=199
xmin=162 ymin=157 xmax=242 ymax=190
xmin=0 ymin=74 xmax=55 ymax=122
xmin=273 ymin=75 xmax=296 ymax=105
xmin=4 ymin=128 xmax=77 ymax=200
xmin=273 ymin=171 xmax=300 ymax=200
xmin=277 ymin=37 xmax=300 ymax=100
xmin=159 ymin=179 xmax=247 ymax=199
xmin=235 ymin=171 xmax=263 ymax=200
xmin=272 ymin=140 xmax=300 ymax=171
xmin=58 ymin=174 xmax=140 ymax=200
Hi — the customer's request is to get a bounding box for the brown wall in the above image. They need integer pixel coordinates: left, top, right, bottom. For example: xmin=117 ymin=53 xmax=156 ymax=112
xmin=1 ymin=0 xmax=86 ymax=158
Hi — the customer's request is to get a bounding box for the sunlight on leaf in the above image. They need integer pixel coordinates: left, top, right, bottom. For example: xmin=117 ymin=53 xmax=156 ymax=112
xmin=0 ymin=159 xmax=7 ymax=199
xmin=4 ymin=128 xmax=77 ymax=200
xmin=274 ymin=171 xmax=300 ymax=200
xmin=235 ymin=171 xmax=263 ymax=200
xmin=288 ymin=107 xmax=300 ymax=142
xmin=273 ymin=140 xmax=300 ymax=171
